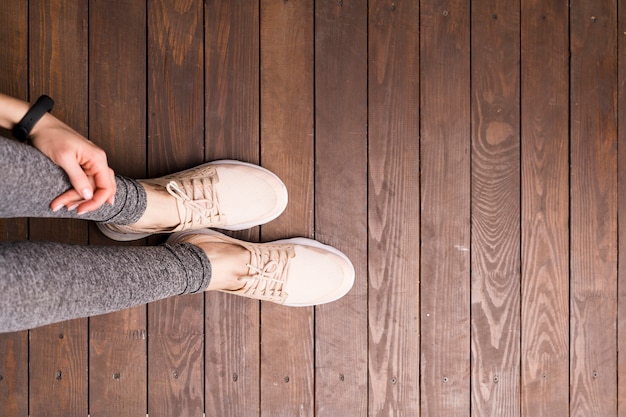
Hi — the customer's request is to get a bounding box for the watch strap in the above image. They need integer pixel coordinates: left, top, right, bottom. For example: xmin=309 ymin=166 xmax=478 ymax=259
xmin=12 ymin=95 xmax=55 ymax=142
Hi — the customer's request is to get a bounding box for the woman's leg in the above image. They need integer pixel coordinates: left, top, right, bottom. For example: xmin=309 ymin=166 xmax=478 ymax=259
xmin=0 ymin=135 xmax=201 ymax=332
xmin=0 ymin=226 xmax=355 ymax=333
xmin=0 ymin=240 xmax=211 ymax=333
xmin=0 ymin=135 xmax=146 ymax=224
xmin=0 ymin=135 xmax=289 ymax=236
xmin=0 ymin=135 xmax=354 ymax=332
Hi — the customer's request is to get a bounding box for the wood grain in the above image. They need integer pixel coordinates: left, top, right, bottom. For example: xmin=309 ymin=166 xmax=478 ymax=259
xmin=0 ymin=0 xmax=29 ymax=239
xmin=28 ymin=1 xmax=89 ymax=415
xmin=367 ymin=0 xmax=420 ymax=415
xmin=470 ymin=0 xmax=521 ymax=416
xmin=29 ymin=322 xmax=88 ymax=416
xmin=520 ymin=0 xmax=569 ymax=416
xmin=147 ymin=0 xmax=205 ymax=416
xmin=4 ymin=0 xmax=626 ymax=414
xmin=88 ymin=1 xmax=148 ymax=415
xmin=420 ymin=1 xmax=471 ymax=416
xmin=619 ymin=0 xmax=626 ymax=413
xmin=260 ymin=0 xmax=315 ymax=415
xmin=315 ymin=0 xmax=368 ymax=415
xmin=205 ymin=1 xmax=261 ymax=416
xmin=569 ymin=0 xmax=618 ymax=416
xmin=0 ymin=2 xmax=29 ymax=417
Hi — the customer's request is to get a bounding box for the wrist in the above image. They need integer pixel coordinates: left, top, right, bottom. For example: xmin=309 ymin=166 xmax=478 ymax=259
xmin=11 ymin=95 xmax=55 ymax=141
xmin=28 ymin=112 xmax=55 ymax=138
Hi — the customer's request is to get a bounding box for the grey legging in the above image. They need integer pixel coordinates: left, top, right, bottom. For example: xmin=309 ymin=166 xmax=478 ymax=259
xmin=0 ymin=136 xmax=211 ymax=333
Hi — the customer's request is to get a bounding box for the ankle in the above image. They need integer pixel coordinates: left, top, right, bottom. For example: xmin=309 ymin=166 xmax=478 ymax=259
xmin=198 ymin=242 xmax=250 ymax=291
xmin=131 ymin=181 xmax=179 ymax=229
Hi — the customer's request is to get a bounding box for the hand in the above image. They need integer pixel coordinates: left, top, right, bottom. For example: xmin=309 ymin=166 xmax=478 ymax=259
xmin=29 ymin=114 xmax=116 ymax=214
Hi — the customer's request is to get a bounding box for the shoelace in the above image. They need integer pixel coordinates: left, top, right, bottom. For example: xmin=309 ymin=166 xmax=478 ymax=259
xmin=165 ymin=178 xmax=224 ymax=229
xmin=238 ymin=246 xmax=295 ymax=304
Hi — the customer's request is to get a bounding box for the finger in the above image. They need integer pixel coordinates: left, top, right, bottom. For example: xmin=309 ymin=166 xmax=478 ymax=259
xmin=50 ymin=189 xmax=84 ymax=212
xmin=107 ymin=169 xmax=116 ymax=206
xmin=77 ymin=169 xmax=116 ymax=214
xmin=76 ymin=190 xmax=109 ymax=214
xmin=57 ymin=156 xmax=95 ymax=201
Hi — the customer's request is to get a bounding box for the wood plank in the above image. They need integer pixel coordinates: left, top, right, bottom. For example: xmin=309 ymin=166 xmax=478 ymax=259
xmin=569 ymin=0 xmax=618 ymax=416
xmin=259 ymin=0 xmax=315 ymax=415
xmin=147 ymin=0 xmax=205 ymax=416
xmin=88 ymin=1 xmax=148 ymax=415
xmin=0 ymin=0 xmax=29 ymax=240
xmin=470 ymin=0 xmax=521 ymax=416
xmin=419 ymin=1 xmax=471 ymax=416
xmin=520 ymin=0 xmax=569 ymax=415
xmin=619 ymin=0 xmax=626 ymax=413
xmin=315 ymin=0 xmax=368 ymax=415
xmin=367 ymin=0 xmax=420 ymax=414
xmin=28 ymin=1 xmax=89 ymax=415
xmin=204 ymin=1 xmax=261 ymax=416
xmin=0 ymin=331 xmax=27 ymax=417
xmin=147 ymin=0 xmax=205 ymax=174
xmin=0 ymin=2 xmax=29 ymax=417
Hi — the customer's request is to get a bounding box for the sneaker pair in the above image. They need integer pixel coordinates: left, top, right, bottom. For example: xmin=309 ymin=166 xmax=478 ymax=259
xmin=97 ymin=161 xmax=354 ymax=307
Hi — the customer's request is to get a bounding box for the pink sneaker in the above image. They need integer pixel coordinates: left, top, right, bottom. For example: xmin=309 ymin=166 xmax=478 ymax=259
xmin=167 ymin=229 xmax=355 ymax=307
xmin=98 ymin=160 xmax=288 ymax=241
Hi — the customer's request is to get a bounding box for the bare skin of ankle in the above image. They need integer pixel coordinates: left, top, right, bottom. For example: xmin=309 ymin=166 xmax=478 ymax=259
xmin=130 ymin=182 xmax=250 ymax=291
xmin=196 ymin=242 xmax=251 ymax=291
xmin=131 ymin=181 xmax=179 ymax=229
xmin=127 ymin=182 xmax=250 ymax=290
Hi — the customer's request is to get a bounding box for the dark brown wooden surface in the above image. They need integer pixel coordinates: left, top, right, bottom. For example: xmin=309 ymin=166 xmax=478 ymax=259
xmin=470 ymin=0 xmax=521 ymax=416
xmin=88 ymin=1 xmax=148 ymax=416
xmin=147 ymin=1 xmax=205 ymax=416
xmin=259 ymin=1 xmax=315 ymax=416
xmin=1 ymin=0 xmax=626 ymax=416
xmin=420 ymin=1 xmax=471 ymax=416
xmin=315 ymin=0 xmax=368 ymax=415
xmin=368 ymin=0 xmax=420 ymax=415
xmin=520 ymin=0 xmax=570 ymax=415
xmin=28 ymin=1 xmax=90 ymax=416
xmin=315 ymin=0 xmax=368 ymax=414
xmin=0 ymin=2 xmax=28 ymax=416
xmin=619 ymin=0 xmax=626 ymax=414
xmin=205 ymin=1 xmax=261 ymax=416
xmin=570 ymin=1 xmax=618 ymax=416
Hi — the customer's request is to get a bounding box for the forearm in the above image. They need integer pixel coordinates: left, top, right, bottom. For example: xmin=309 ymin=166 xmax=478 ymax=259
xmin=0 ymin=93 xmax=30 ymax=130
xmin=0 ymin=92 xmax=117 ymax=211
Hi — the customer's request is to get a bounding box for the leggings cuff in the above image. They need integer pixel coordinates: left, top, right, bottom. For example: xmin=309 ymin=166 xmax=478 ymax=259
xmin=163 ymin=242 xmax=212 ymax=294
xmin=98 ymin=176 xmax=147 ymax=225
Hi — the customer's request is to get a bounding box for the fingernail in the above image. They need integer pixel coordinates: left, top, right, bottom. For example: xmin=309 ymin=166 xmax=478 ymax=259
xmin=52 ymin=204 xmax=63 ymax=212
xmin=68 ymin=203 xmax=79 ymax=211
xmin=82 ymin=188 xmax=93 ymax=200
xmin=110 ymin=196 xmax=115 ymax=206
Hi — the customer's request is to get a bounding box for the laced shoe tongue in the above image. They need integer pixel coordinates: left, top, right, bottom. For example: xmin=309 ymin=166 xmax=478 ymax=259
xmin=160 ymin=173 xmax=225 ymax=231
xmin=240 ymin=245 xmax=295 ymax=304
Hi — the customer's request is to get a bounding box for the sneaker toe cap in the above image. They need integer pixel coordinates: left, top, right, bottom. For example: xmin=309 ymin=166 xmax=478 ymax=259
xmin=283 ymin=243 xmax=355 ymax=307
xmin=214 ymin=163 xmax=288 ymax=229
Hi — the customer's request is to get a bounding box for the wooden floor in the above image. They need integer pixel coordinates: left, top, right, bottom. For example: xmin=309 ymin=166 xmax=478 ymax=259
xmin=1 ymin=0 xmax=625 ymax=416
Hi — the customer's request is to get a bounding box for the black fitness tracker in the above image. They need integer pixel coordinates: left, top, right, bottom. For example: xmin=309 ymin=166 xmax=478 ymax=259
xmin=12 ymin=95 xmax=55 ymax=142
